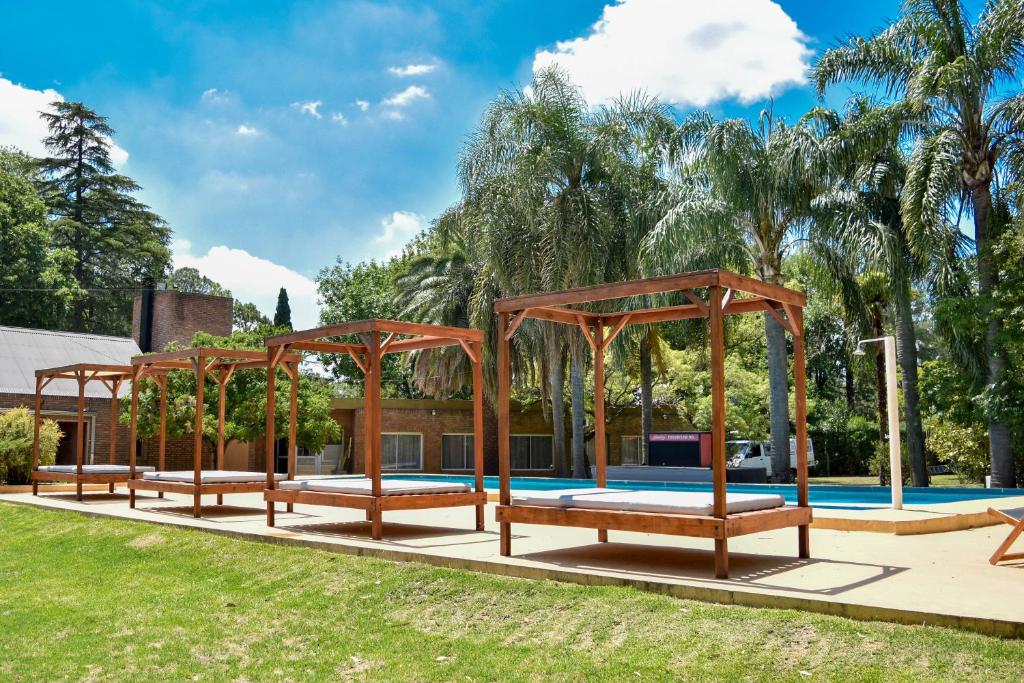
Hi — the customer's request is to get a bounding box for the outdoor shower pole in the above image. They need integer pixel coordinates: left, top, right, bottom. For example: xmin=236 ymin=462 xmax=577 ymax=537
xmin=883 ymin=336 xmax=903 ymax=510
xmin=856 ymin=335 xmax=903 ymax=510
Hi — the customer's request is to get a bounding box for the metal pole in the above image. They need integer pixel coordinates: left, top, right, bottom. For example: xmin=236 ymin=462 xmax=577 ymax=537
xmin=884 ymin=336 xmax=903 ymax=510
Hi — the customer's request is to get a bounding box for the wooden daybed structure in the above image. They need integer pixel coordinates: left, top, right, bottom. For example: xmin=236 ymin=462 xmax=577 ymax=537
xmin=126 ymin=347 xmax=300 ymax=518
xmin=493 ymin=269 xmax=812 ymax=579
xmin=31 ymin=364 xmax=150 ymax=500
xmin=264 ymin=320 xmax=487 ymax=539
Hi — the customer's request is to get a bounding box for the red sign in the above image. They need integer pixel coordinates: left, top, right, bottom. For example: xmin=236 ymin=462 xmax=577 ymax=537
xmin=649 ymin=432 xmax=702 ymax=442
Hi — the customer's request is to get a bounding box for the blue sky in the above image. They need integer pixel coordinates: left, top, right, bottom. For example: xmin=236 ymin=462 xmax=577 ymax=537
xmin=0 ymin=0 xmax=930 ymax=326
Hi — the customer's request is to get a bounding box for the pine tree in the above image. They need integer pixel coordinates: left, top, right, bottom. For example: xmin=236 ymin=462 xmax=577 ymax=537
xmin=273 ymin=287 xmax=292 ymax=329
xmin=37 ymin=101 xmax=171 ymax=334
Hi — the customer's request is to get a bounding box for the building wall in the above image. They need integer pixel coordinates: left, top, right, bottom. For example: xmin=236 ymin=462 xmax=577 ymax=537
xmin=1 ymin=392 xmax=130 ymax=465
xmin=132 ymin=290 xmax=233 ymax=352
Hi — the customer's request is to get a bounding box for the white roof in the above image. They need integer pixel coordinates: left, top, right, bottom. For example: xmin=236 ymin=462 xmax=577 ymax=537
xmin=0 ymin=326 xmax=140 ymax=398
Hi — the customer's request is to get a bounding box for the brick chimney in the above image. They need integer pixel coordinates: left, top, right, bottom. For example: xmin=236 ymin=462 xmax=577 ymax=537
xmin=132 ymin=286 xmax=234 ymax=352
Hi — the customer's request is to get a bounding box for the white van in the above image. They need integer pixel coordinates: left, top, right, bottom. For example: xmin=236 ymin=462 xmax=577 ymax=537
xmin=726 ymin=438 xmax=816 ymax=478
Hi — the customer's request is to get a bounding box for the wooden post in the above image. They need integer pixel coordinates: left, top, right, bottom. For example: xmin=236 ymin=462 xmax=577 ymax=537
xmin=193 ymin=355 xmax=205 ymax=518
xmin=75 ymin=370 xmax=85 ymax=501
xmin=215 ymin=370 xmax=227 ymax=505
xmin=367 ymin=331 xmax=383 ymax=539
xmin=266 ymin=347 xmax=278 ymax=526
xmin=129 ymin=368 xmax=140 ymax=509
xmin=157 ymin=373 xmax=167 ymax=497
xmin=594 ymin=320 xmax=608 ymax=544
xmin=287 ymin=362 xmax=299 ymax=513
xmin=109 ymin=378 xmax=120 ymax=493
xmin=471 ymin=343 xmax=485 ymax=531
xmin=791 ymin=306 xmax=811 ymax=559
xmin=709 ymin=285 xmax=729 ymax=579
xmin=32 ymin=376 xmax=42 ymax=496
xmin=497 ymin=311 xmax=512 ymax=555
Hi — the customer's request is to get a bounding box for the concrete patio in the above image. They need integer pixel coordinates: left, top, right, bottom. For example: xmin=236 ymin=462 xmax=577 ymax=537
xmin=3 ymin=486 xmax=1023 ymax=638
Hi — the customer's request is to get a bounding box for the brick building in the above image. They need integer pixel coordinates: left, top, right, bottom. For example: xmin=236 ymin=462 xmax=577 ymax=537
xmin=247 ymin=397 xmax=694 ymax=477
xmin=1 ymin=287 xmax=234 ymax=471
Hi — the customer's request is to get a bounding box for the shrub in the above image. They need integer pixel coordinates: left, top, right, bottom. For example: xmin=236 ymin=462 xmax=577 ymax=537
xmin=868 ymin=439 xmax=911 ymax=486
xmin=924 ymin=416 xmax=989 ymax=484
xmin=809 ymin=410 xmax=879 ymax=476
xmin=0 ymin=408 xmax=62 ymax=485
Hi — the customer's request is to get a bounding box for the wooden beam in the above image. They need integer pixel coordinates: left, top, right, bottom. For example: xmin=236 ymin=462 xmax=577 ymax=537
xmin=530 ymin=306 xmax=600 ymax=326
xmin=709 ymin=286 xmax=728 ymax=578
xmin=717 ymin=270 xmax=806 ymax=306
xmin=497 ymin=311 xmax=512 ymax=556
xmin=760 ymin=300 xmax=794 ymax=335
xmin=576 ymin=316 xmax=597 ymax=350
xmin=383 ymin=336 xmax=462 ymax=354
xmin=458 ymin=338 xmax=480 ymax=364
xmin=265 ymin=345 xmax=278 ymax=526
xmin=288 ymin=340 xmax=366 ymax=354
xmin=601 ymin=314 xmax=632 ymax=349
xmin=495 ymin=270 xmax=721 ymax=312
xmin=683 ymin=289 xmax=708 ymax=314
xmin=791 ymin=305 xmax=811 ymax=560
xmin=721 ymin=288 xmax=734 ymax=310
xmin=606 ymin=303 xmax=706 ymax=326
xmin=379 ymin=332 xmax=398 ymax=355
xmin=504 ymin=309 xmax=529 ymax=340
xmin=347 ymin=349 xmax=368 ymax=374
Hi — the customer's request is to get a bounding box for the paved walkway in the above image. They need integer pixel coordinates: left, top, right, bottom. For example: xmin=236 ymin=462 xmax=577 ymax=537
xmin=4 ymin=488 xmax=1023 ymax=637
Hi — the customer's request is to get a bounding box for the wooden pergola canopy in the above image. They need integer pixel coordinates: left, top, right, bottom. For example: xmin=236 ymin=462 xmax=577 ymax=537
xmin=494 ymin=269 xmax=805 ymax=339
xmin=264 ymin=319 xmax=484 ymax=363
xmin=35 ymin=363 xmax=134 ymax=384
xmin=492 ymin=269 xmax=811 ymax=578
xmin=131 ymin=347 xmax=301 ymax=373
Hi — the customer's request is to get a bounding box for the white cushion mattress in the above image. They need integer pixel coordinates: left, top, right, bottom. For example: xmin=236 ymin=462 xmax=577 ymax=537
xmin=511 ymin=488 xmax=786 ymax=516
xmin=279 ymin=477 xmax=471 ymax=496
xmin=38 ymin=465 xmax=155 ymax=474
xmin=142 ymin=470 xmax=285 ymax=484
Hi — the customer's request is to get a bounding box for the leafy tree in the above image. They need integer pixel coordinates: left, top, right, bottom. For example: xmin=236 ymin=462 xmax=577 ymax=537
xmin=233 ymin=301 xmax=270 ymax=332
xmin=167 ymin=267 xmax=230 ymax=297
xmin=37 ymin=101 xmax=171 ymax=336
xmin=317 ymin=258 xmax=420 ymax=397
xmin=0 ymin=407 xmax=62 ymax=485
xmin=273 ymin=287 xmax=292 ymax=329
xmin=0 ymin=148 xmax=77 ymax=328
xmin=814 ymin=0 xmax=1024 ymax=486
xmin=645 ymin=108 xmax=823 ymax=482
xmin=127 ymin=329 xmax=339 ymax=458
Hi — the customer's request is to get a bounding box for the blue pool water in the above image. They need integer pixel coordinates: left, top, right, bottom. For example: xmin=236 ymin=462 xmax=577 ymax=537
xmin=386 ymin=473 xmax=1023 ymax=510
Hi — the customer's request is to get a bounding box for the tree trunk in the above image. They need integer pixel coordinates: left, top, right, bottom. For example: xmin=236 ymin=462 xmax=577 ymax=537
xmin=844 ymin=355 xmax=855 ymax=411
xmin=973 ymin=183 xmax=1016 ymax=487
xmin=639 ymin=332 xmax=654 ymax=465
xmin=570 ymin=349 xmax=588 ymax=478
xmin=548 ymin=341 xmax=568 ymax=477
xmin=483 ymin=394 xmax=500 ymax=477
xmin=893 ymin=269 xmax=928 ymax=487
xmin=765 ymin=313 xmax=791 ymax=483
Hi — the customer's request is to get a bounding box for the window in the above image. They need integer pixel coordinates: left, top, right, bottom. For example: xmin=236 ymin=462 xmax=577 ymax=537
xmin=381 ymin=433 xmax=422 ymax=470
xmin=620 ymin=435 xmax=643 ymax=465
xmin=442 ymin=434 xmax=474 ymax=470
xmin=510 ymin=435 xmax=553 ymax=470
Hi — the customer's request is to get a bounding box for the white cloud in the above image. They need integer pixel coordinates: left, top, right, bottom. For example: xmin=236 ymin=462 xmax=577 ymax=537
xmin=388 ymin=63 xmax=437 ymax=77
xmin=0 ymin=76 xmax=130 ymax=165
xmin=235 ymin=124 xmax=260 ymax=137
xmin=291 ymin=99 xmax=323 ymax=118
xmin=172 ymin=239 xmax=319 ymax=329
xmin=532 ymin=0 xmax=811 ymax=107
xmin=354 ymin=99 xmax=370 ymax=112
xmin=382 ymin=110 xmax=405 ymax=122
xmin=331 ymin=112 xmax=349 ymax=127
xmin=201 ymin=88 xmax=229 ymax=104
xmin=373 ymin=211 xmax=424 ymax=258
xmin=381 ymin=85 xmax=430 ymax=107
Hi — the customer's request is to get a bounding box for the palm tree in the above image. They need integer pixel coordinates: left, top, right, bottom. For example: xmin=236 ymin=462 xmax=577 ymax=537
xmin=644 ymin=108 xmax=822 ymax=482
xmin=814 ymin=0 xmax=1024 ymax=486
xmin=805 ymin=100 xmax=967 ymax=486
xmin=458 ymin=67 xmax=622 ymax=477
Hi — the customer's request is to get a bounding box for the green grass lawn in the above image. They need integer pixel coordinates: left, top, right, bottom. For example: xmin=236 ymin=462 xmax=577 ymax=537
xmin=1 ymin=504 xmax=1021 ymax=681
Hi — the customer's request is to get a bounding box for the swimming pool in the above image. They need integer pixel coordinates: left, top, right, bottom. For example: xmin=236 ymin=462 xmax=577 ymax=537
xmin=386 ymin=473 xmax=1023 ymax=510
